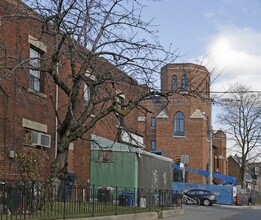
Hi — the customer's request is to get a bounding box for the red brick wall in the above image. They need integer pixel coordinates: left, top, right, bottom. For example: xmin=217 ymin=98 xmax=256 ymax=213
xmin=0 ymin=0 xmax=141 ymax=185
xmin=213 ymin=130 xmax=227 ymax=176
xmin=139 ymin=63 xmax=216 ymax=184
xmin=227 ymin=156 xmax=240 ymax=185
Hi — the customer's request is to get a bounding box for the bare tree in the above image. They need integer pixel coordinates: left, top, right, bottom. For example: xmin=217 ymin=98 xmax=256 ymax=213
xmin=217 ymin=84 xmax=261 ymax=187
xmin=0 ymin=0 xmax=179 ymax=182
xmin=0 ymin=0 xmax=211 ymax=184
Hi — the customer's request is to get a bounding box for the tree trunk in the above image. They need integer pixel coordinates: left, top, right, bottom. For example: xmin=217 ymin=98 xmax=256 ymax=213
xmin=50 ymin=140 xmax=69 ymax=183
xmin=240 ymin=167 xmax=245 ymax=188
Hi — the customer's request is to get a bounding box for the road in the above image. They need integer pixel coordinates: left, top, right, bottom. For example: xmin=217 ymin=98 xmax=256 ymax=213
xmin=225 ymin=206 xmax=261 ymax=220
xmin=165 ymin=205 xmax=261 ymax=220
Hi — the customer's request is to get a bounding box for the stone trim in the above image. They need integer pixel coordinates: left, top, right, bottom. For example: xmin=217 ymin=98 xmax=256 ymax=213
xmin=28 ymin=35 xmax=47 ymax=52
xmin=22 ymin=118 xmax=47 ymax=133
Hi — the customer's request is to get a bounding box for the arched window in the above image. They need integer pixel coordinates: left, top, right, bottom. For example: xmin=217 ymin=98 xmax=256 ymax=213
xmin=172 ymin=75 xmax=177 ymax=91
xmin=181 ymin=74 xmax=187 ymax=90
xmin=174 ymin=111 xmax=185 ymax=136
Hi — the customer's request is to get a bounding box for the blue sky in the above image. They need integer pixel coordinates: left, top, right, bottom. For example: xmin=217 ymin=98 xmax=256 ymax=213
xmin=141 ymin=0 xmax=261 ymax=94
xmin=141 ymin=0 xmax=261 ymax=153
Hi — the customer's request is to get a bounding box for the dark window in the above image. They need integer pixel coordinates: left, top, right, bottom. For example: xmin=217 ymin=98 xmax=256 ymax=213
xmin=29 ymin=47 xmax=42 ymax=92
xmin=151 ymin=116 xmax=156 ymax=128
xmin=187 ymin=191 xmax=196 ymax=196
xmin=173 ymin=162 xmax=187 ymax=182
xmin=97 ymin=151 xmax=113 ymax=163
xmin=181 ymin=74 xmax=187 ymax=90
xmin=197 ymin=190 xmax=205 ymax=195
xmin=150 ymin=140 xmax=156 ymax=150
xmin=174 ymin=111 xmax=185 ymax=136
xmin=206 ymin=117 xmax=209 ymax=138
xmin=206 ymin=80 xmax=210 ymax=97
xmin=172 ymin=75 xmax=177 ymax=91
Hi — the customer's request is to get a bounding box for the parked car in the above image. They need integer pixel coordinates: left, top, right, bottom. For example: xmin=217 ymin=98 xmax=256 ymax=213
xmin=185 ymin=189 xmax=217 ymax=206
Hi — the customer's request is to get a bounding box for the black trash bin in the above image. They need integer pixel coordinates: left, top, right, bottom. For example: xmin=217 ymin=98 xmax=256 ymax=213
xmin=119 ymin=194 xmax=128 ymax=206
xmin=0 ymin=182 xmax=20 ymax=214
xmin=97 ymin=187 xmax=114 ymax=203
xmin=119 ymin=192 xmax=135 ymax=206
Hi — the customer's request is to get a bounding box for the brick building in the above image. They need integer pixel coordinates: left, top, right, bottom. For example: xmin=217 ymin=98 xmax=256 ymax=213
xmin=0 ymin=0 xmax=228 ymax=186
xmin=0 ymin=0 xmax=142 ymax=185
xmin=212 ymin=130 xmax=228 ymax=183
xmin=138 ymin=63 xmax=227 ymax=184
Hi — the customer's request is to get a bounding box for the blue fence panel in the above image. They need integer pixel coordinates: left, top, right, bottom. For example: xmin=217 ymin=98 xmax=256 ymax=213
xmin=172 ymin=182 xmax=233 ymax=205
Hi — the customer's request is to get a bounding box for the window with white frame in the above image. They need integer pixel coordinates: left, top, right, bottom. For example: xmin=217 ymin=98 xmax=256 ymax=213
xmin=115 ymin=90 xmax=125 ymax=126
xmin=29 ymin=47 xmax=42 ymax=92
xmin=84 ymin=83 xmax=90 ymax=106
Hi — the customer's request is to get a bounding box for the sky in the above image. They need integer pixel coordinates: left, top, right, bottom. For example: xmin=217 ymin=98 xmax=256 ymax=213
xmin=141 ymin=0 xmax=261 ymax=127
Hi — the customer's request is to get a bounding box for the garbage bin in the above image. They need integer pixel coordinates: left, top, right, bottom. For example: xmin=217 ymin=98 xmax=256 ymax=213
xmin=139 ymin=196 xmax=146 ymax=208
xmin=119 ymin=192 xmax=135 ymax=206
xmin=59 ymin=172 xmax=76 ymax=202
xmin=97 ymin=187 xmax=114 ymax=203
xmin=119 ymin=194 xmax=128 ymax=206
xmin=0 ymin=182 xmax=20 ymax=214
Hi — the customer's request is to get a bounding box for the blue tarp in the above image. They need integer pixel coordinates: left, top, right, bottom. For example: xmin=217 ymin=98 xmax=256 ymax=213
xmin=172 ymin=182 xmax=234 ymax=205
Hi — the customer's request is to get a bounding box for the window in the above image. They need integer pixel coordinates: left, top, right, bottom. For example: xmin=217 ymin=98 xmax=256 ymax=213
xmin=97 ymin=151 xmax=113 ymax=163
xmin=151 ymin=116 xmax=156 ymax=128
xmin=84 ymin=83 xmax=90 ymax=106
xmin=206 ymin=117 xmax=210 ymax=138
xmin=187 ymin=190 xmax=196 ymax=196
xmin=181 ymin=74 xmax=187 ymax=90
xmin=197 ymin=190 xmax=205 ymax=195
xmin=206 ymin=80 xmax=210 ymax=97
xmin=150 ymin=140 xmax=156 ymax=150
xmin=116 ymin=95 xmax=124 ymax=126
xmin=172 ymin=75 xmax=177 ymax=91
xmin=174 ymin=111 xmax=185 ymax=136
xmin=29 ymin=47 xmax=42 ymax=92
xmin=173 ymin=162 xmax=187 ymax=182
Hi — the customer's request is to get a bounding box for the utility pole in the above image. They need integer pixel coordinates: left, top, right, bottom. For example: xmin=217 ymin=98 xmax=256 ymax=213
xmin=209 ymin=126 xmax=213 ymax=184
xmin=209 ymin=99 xmax=213 ymax=185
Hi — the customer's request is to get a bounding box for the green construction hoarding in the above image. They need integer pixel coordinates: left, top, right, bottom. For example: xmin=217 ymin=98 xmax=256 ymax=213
xmin=90 ymin=134 xmax=138 ymax=189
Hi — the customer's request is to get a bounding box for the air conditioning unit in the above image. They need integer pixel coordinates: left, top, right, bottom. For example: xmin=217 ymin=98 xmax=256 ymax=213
xmin=31 ymin=131 xmax=51 ymax=148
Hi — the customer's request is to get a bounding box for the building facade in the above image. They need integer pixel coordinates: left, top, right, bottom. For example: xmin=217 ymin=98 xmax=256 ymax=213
xmin=0 ymin=0 xmax=228 ymax=187
xmin=0 ymin=0 xmax=141 ymax=185
xmin=138 ymin=63 xmax=227 ymax=184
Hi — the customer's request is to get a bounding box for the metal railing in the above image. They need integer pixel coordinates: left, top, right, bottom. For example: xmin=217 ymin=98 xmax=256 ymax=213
xmin=0 ymin=181 xmax=180 ymax=219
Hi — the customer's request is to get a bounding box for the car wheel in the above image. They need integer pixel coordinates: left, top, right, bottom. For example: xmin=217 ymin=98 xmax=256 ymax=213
xmin=203 ymin=199 xmax=210 ymax=206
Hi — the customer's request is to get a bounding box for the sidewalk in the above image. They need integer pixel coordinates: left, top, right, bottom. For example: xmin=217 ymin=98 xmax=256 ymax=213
xmin=214 ymin=204 xmax=261 ymax=209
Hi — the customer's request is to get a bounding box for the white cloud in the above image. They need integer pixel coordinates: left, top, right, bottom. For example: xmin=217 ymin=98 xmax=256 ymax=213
xmin=194 ymin=26 xmax=261 ymax=93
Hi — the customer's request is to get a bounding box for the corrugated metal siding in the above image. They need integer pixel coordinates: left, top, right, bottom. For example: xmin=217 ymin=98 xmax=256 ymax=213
xmin=138 ymin=155 xmax=172 ymax=190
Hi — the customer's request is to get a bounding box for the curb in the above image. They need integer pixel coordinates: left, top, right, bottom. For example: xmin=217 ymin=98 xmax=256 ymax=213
xmin=62 ymin=207 xmax=184 ymax=220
